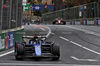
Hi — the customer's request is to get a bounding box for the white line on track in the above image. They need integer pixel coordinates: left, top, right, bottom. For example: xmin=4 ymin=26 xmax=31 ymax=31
xmin=0 ymin=50 xmax=14 ymax=57
xmin=71 ymin=56 xmax=79 ymax=60
xmin=1 ymin=63 xmax=100 ymax=66
xmin=45 ymin=26 xmax=51 ymax=38
xmin=60 ymin=36 xmax=100 ymax=56
xmin=40 ymin=28 xmax=45 ymax=31
xmin=51 ymin=32 xmax=55 ymax=35
xmin=0 ymin=63 xmax=67 ymax=66
xmin=59 ymin=36 xmax=69 ymax=41
xmin=71 ymin=56 xmax=98 ymax=61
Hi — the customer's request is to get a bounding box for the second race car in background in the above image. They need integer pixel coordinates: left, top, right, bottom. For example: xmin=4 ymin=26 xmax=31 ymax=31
xmin=52 ymin=18 xmax=66 ymax=25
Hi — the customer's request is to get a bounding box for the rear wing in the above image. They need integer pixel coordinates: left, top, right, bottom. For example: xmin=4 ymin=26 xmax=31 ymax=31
xmin=22 ymin=36 xmax=47 ymax=39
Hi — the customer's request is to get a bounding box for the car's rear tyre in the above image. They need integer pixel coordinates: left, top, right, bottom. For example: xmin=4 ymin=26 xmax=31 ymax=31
xmin=17 ymin=44 xmax=24 ymax=54
xmin=64 ymin=23 xmax=66 ymax=25
xmin=53 ymin=22 xmax=55 ymax=25
xmin=52 ymin=44 xmax=60 ymax=60
xmin=15 ymin=42 xmax=24 ymax=60
xmin=15 ymin=41 xmax=22 ymax=51
xmin=63 ymin=22 xmax=66 ymax=25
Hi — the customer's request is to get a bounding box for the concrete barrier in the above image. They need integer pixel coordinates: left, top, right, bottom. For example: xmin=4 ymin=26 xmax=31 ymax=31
xmin=0 ymin=33 xmax=6 ymax=51
xmin=97 ymin=19 xmax=100 ymax=25
xmin=75 ymin=21 xmax=80 ymax=25
xmin=0 ymin=27 xmax=24 ymax=52
xmin=40 ymin=18 xmax=99 ymax=26
xmin=70 ymin=20 xmax=75 ymax=25
xmin=87 ymin=20 xmax=94 ymax=25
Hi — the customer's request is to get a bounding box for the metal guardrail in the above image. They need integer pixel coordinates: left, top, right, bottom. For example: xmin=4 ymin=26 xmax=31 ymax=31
xmin=42 ymin=2 xmax=100 ymax=22
xmin=0 ymin=0 xmax=23 ymax=32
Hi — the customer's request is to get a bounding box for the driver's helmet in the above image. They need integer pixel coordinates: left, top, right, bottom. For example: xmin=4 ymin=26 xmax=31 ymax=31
xmin=33 ymin=35 xmax=38 ymax=41
xmin=33 ymin=36 xmax=40 ymax=44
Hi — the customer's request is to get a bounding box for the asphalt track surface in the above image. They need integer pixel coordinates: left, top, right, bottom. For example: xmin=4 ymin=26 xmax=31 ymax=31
xmin=0 ymin=25 xmax=100 ymax=66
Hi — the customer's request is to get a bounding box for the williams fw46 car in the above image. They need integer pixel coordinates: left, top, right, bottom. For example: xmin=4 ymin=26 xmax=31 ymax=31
xmin=14 ymin=35 xmax=60 ymax=60
xmin=52 ymin=18 xmax=66 ymax=25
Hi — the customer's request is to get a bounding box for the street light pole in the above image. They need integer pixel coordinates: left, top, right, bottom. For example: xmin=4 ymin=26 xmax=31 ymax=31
xmin=97 ymin=0 xmax=99 ymax=17
xmin=0 ymin=0 xmax=3 ymax=32
xmin=16 ymin=0 xmax=18 ymax=28
xmin=9 ymin=0 xmax=12 ymax=30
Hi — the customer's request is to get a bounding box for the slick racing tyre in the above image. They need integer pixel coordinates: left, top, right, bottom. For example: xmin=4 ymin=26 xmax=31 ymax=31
xmin=15 ymin=41 xmax=22 ymax=52
xmin=17 ymin=44 xmax=24 ymax=54
xmin=63 ymin=21 xmax=66 ymax=25
xmin=52 ymin=44 xmax=60 ymax=60
xmin=15 ymin=42 xmax=24 ymax=60
xmin=63 ymin=22 xmax=66 ymax=25
xmin=53 ymin=22 xmax=55 ymax=25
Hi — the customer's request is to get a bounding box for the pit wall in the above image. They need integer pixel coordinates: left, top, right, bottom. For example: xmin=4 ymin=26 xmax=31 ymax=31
xmin=0 ymin=27 xmax=24 ymax=52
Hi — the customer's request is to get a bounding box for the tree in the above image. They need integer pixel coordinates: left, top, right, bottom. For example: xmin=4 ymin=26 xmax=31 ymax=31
xmin=27 ymin=0 xmax=42 ymax=16
xmin=54 ymin=0 xmax=62 ymax=4
xmin=27 ymin=0 xmax=37 ymax=5
xmin=33 ymin=11 xmax=42 ymax=16
xmin=42 ymin=8 xmax=50 ymax=13
xmin=87 ymin=0 xmax=96 ymax=3
xmin=54 ymin=0 xmax=63 ymax=10
xmin=37 ymin=0 xmax=42 ymax=4
xmin=66 ymin=0 xmax=75 ymax=7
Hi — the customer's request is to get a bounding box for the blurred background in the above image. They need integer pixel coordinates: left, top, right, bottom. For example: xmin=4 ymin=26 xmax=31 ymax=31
xmin=0 ymin=0 xmax=23 ymax=31
xmin=0 ymin=0 xmax=100 ymax=31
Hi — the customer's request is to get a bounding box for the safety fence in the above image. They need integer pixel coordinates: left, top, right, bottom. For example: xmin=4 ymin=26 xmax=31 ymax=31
xmin=42 ymin=2 xmax=100 ymax=22
xmin=0 ymin=28 xmax=24 ymax=52
xmin=0 ymin=0 xmax=23 ymax=31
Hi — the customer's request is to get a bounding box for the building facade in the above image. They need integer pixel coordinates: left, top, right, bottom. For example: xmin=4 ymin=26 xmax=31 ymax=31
xmin=27 ymin=0 xmax=52 ymax=5
xmin=41 ymin=0 xmax=52 ymax=5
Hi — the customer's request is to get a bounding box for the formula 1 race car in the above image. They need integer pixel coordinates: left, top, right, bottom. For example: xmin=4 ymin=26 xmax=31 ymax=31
xmin=52 ymin=18 xmax=66 ymax=25
xmin=14 ymin=35 xmax=60 ymax=60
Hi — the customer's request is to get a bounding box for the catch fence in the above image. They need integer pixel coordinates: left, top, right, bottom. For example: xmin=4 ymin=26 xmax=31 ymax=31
xmin=42 ymin=2 xmax=100 ymax=22
xmin=0 ymin=0 xmax=23 ymax=32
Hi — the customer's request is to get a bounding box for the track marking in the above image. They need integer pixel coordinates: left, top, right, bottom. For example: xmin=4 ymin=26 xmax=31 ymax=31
xmin=51 ymin=32 xmax=55 ymax=35
xmin=0 ymin=63 xmax=67 ymax=66
xmin=30 ymin=25 xmax=52 ymax=38
xmin=71 ymin=56 xmax=79 ymax=60
xmin=31 ymin=25 xmax=45 ymax=28
xmin=40 ymin=28 xmax=45 ymax=31
xmin=45 ymin=26 xmax=51 ymax=38
xmin=60 ymin=36 xmax=100 ymax=55
xmin=59 ymin=36 xmax=69 ymax=41
xmin=71 ymin=56 xmax=98 ymax=61
xmin=0 ymin=50 xmax=14 ymax=57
